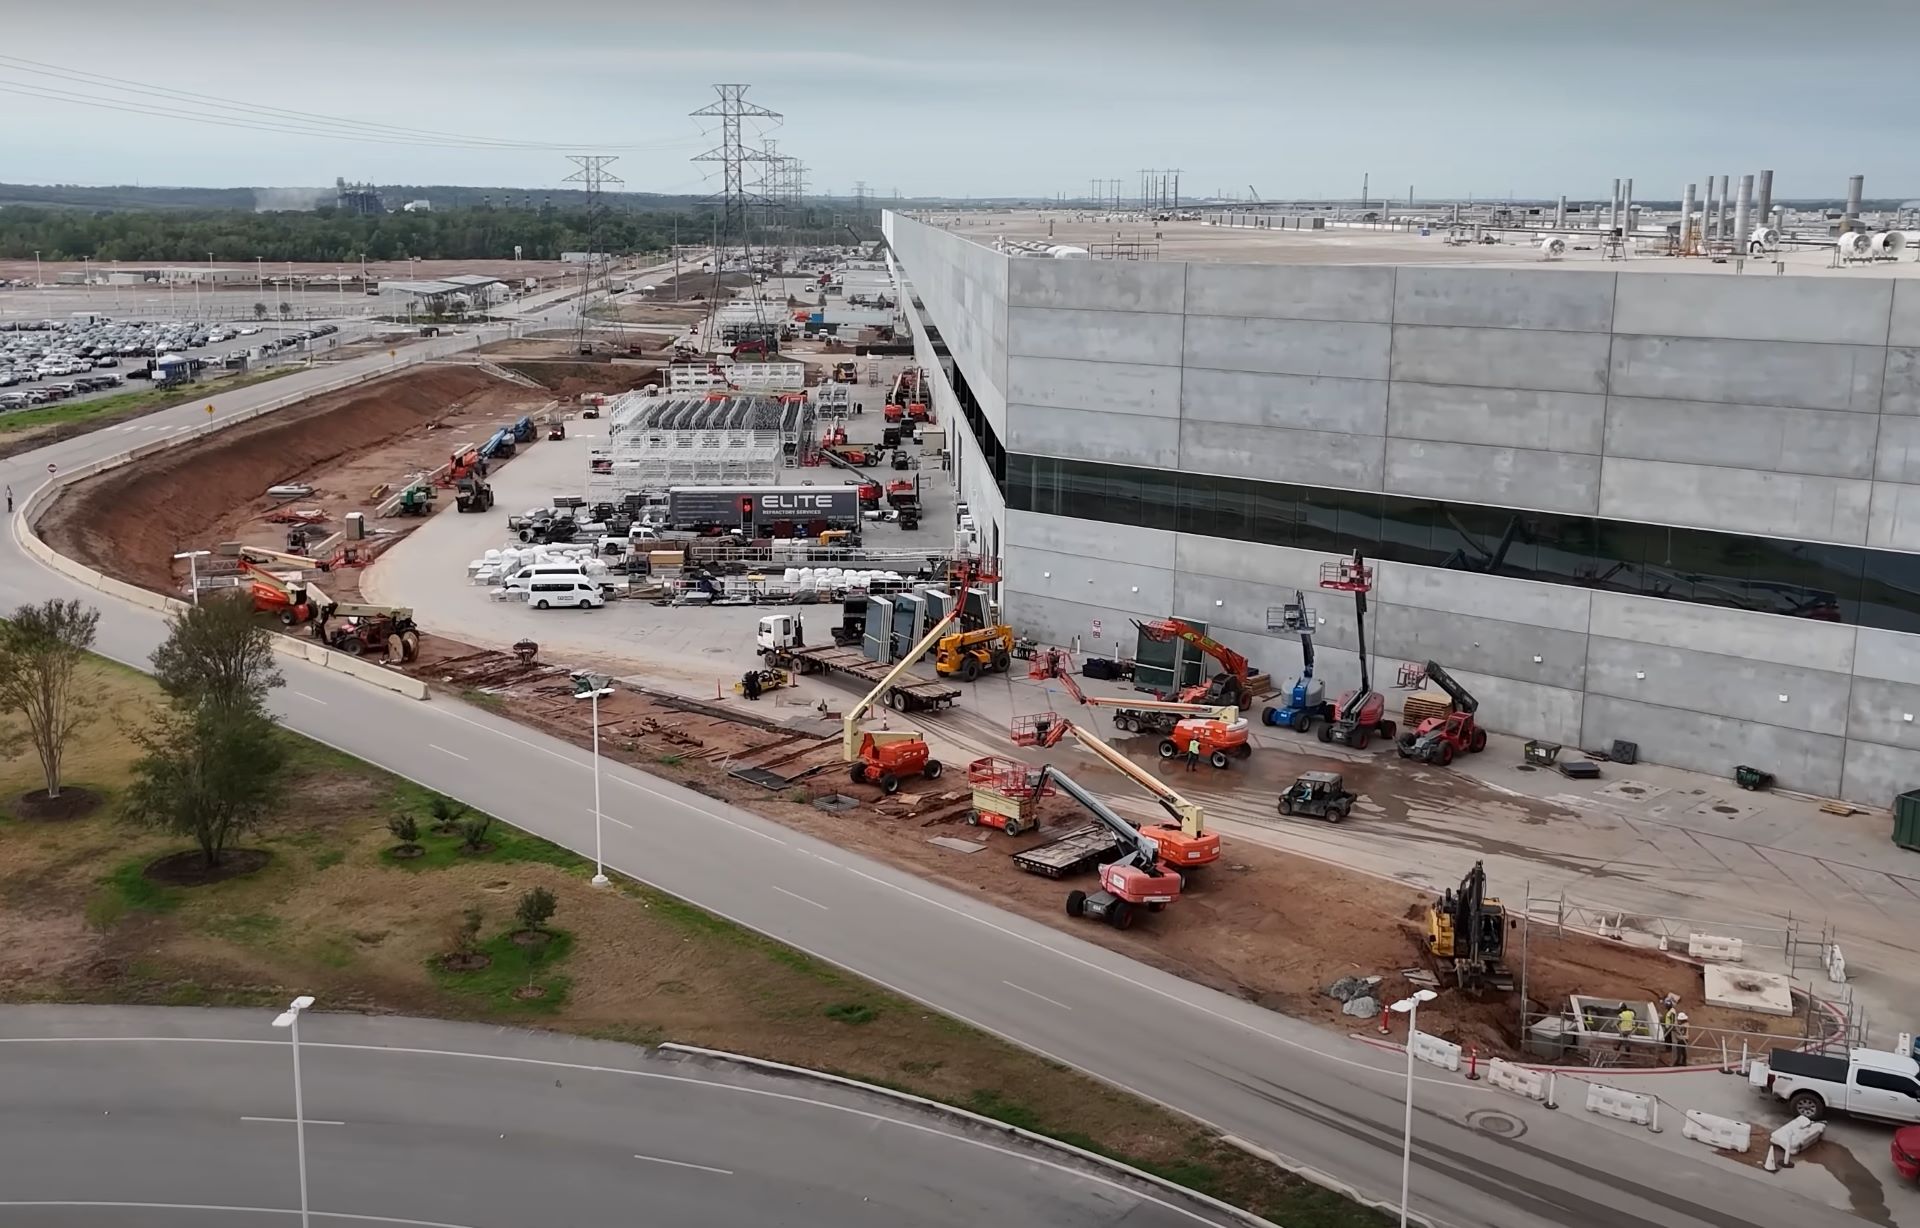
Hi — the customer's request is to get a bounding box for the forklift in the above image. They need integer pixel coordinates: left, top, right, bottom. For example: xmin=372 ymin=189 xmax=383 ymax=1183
xmin=1425 ymin=861 xmax=1514 ymax=991
xmin=1397 ymin=660 xmax=1487 ymax=765
xmin=1316 ymin=552 xmax=1397 ymax=751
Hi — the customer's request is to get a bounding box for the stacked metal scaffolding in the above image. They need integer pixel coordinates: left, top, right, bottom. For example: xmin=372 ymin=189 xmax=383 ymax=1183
xmin=587 ymin=392 xmax=814 ymax=498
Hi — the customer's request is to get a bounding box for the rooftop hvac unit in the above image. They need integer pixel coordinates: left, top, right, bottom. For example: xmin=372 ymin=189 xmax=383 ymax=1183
xmin=1748 ymin=226 xmax=1781 ymax=253
xmin=1537 ymin=235 xmax=1568 ymax=260
xmin=1871 ymin=231 xmax=1908 ymax=259
xmin=1836 ymin=232 xmax=1872 ymax=261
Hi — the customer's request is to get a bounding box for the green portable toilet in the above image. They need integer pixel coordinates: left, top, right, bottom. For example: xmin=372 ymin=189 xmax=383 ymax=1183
xmin=1895 ymin=789 xmax=1920 ymax=852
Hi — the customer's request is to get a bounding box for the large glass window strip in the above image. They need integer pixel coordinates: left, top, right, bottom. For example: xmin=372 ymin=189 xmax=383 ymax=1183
xmin=1004 ymin=453 xmax=1920 ymax=633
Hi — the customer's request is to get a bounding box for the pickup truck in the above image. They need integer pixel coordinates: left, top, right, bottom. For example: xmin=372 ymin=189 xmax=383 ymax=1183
xmin=1763 ymin=1047 xmax=1920 ymax=1123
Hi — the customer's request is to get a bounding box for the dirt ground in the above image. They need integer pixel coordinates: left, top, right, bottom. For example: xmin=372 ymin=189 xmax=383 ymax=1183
xmin=35 ymin=364 xmax=1809 ymax=1065
xmin=496 ymin=357 xmax=662 ymax=400
xmin=39 ymin=366 xmax=550 ymax=598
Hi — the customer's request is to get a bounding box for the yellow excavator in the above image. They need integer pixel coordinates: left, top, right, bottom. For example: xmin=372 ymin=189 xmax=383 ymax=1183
xmin=1425 ymin=860 xmax=1515 ymax=991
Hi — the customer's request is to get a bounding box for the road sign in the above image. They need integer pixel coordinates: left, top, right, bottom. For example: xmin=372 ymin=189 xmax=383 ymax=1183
xmin=46 ymin=463 xmax=56 ymax=474
xmin=1091 ymin=618 xmax=1103 ymax=638
xmin=206 ymin=403 xmax=215 ymax=415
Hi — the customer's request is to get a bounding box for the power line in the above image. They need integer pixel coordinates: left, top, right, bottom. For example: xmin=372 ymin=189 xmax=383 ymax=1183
xmin=0 ymin=55 xmax=697 ymax=153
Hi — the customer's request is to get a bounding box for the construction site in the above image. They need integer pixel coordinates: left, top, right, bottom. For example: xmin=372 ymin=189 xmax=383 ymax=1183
xmin=32 ymin=257 xmax=1878 ymax=1073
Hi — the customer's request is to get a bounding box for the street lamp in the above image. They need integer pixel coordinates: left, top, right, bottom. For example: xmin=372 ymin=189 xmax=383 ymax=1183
xmin=270 ymin=994 xmax=317 ymax=1228
xmin=33 ymin=250 xmax=40 ymax=287
xmin=172 ymin=549 xmax=212 ymax=605
xmin=571 ymin=671 xmax=615 ymax=886
xmin=1389 ymin=988 xmax=1438 ymax=1228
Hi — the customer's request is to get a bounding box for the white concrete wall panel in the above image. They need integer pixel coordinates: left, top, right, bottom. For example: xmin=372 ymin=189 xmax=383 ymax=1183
xmin=1892 ymin=283 xmax=1920 ymax=348
xmin=1181 ymin=368 xmax=1388 ymax=435
xmin=1004 ymin=544 xmax=1173 ymax=618
xmin=1181 ymin=420 xmax=1385 ymax=490
xmin=1388 ymin=384 xmax=1606 ymax=454
xmin=1370 ymin=605 xmax=1587 ymax=691
xmin=1598 ymin=458 xmax=1871 ymax=542
xmin=1866 ymin=482 xmax=1920 ymax=552
xmin=1885 ymin=349 xmax=1920 ymax=416
xmin=1385 ymin=439 xmax=1601 ymax=514
xmin=1392 ymin=268 xmax=1616 ymax=332
xmin=1840 ymin=739 xmax=1920 ymax=807
xmin=1584 ymin=637 xmax=1850 ymax=736
xmin=1389 ymin=325 xmax=1610 ymax=395
xmin=1006 ymin=355 xmax=1181 ymax=419
xmin=1432 ymin=667 xmax=1585 ymax=746
xmin=1007 ymin=306 xmax=1184 ymax=367
xmin=1183 ymin=264 xmax=1394 ymax=323
xmin=1009 ymin=509 xmax=1175 ymax=570
xmin=1182 ymin=316 xmax=1392 ymax=381
xmin=1006 ymin=259 xmax=1187 ymax=314
xmin=1873 ymin=417 xmax=1920 ymax=484
xmin=1613 ymin=275 xmax=1894 ymax=346
xmin=1851 ymin=627 xmax=1920 ymax=685
xmin=1604 ymin=396 xmax=1879 ymax=480
xmin=1581 ymin=695 xmax=1845 ymax=795
xmin=1588 ymin=591 xmax=1856 ymax=675
xmin=1608 ymin=336 xmax=1885 ymax=412
xmin=1008 ymin=404 xmax=1181 ymax=469
xmin=1844 ymin=677 xmax=1920 ymax=752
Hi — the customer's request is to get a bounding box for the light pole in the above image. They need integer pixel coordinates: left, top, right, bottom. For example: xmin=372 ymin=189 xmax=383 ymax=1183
xmin=572 ymin=671 xmax=614 ymax=886
xmin=270 ymin=994 xmax=316 ymax=1228
xmin=33 ymin=250 xmax=40 ymax=287
xmin=1389 ymin=988 xmax=1437 ymax=1228
xmin=172 ymin=549 xmax=212 ymax=605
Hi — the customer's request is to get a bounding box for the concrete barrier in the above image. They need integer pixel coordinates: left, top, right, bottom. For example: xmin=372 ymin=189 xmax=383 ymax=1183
xmin=1764 ymin=1117 xmax=1825 ymax=1170
xmin=1687 ymin=935 xmax=1744 ymax=962
xmin=1410 ymin=1031 xmax=1462 ymax=1072
xmin=1825 ymin=944 xmax=1847 ymax=983
xmin=1682 ymin=1110 xmax=1751 ymax=1151
xmin=1486 ymin=1059 xmax=1549 ymax=1102
xmin=1584 ymin=1083 xmax=1653 ymax=1127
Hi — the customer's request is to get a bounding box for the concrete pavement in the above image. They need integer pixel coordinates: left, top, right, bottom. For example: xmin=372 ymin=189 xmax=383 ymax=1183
xmin=0 ymin=288 xmax=1871 ymax=1228
xmin=0 ymin=1006 xmax=1227 ymax=1228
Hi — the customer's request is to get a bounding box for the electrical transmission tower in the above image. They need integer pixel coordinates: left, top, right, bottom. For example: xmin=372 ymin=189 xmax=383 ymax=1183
xmin=691 ymin=84 xmax=780 ymax=261
xmin=563 ymin=154 xmax=622 ymax=355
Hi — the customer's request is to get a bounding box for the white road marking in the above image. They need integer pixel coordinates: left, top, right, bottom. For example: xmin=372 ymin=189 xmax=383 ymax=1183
xmin=769 ymin=885 xmax=828 ymax=911
xmin=290 ymin=691 xmax=327 ymax=705
xmin=0 ymin=1038 xmax=1235 ymax=1226
xmin=1002 ymin=981 xmax=1072 ymax=1011
xmin=242 ymin=1115 xmax=347 ymax=1126
xmin=631 ymin=1153 xmax=733 ymax=1175
xmin=0 ymin=1202 xmax=478 ymax=1227
xmin=589 ymin=808 xmax=633 ymax=829
xmin=426 ymin=745 xmax=468 ymax=761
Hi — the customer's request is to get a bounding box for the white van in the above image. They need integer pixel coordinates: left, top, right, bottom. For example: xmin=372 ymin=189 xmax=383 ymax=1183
xmin=526 ymin=579 xmax=604 ymax=610
xmin=505 ymin=564 xmax=603 ymax=593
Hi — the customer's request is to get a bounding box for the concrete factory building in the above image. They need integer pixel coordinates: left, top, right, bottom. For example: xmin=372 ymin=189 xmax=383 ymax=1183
xmin=883 ymin=209 xmax=1920 ymax=804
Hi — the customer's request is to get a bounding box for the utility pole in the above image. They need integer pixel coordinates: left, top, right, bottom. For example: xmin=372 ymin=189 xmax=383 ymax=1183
xmin=1361 ymin=172 xmax=1369 ymax=210
xmin=563 ymin=155 xmax=622 ymax=356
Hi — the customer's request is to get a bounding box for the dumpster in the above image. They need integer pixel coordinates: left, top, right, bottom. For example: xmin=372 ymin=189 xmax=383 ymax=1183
xmin=1896 ymin=788 xmax=1920 ymax=852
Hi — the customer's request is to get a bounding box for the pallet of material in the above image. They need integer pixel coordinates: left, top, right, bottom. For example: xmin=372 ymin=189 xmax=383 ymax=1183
xmin=1403 ymin=690 xmax=1452 ymax=726
xmin=1011 ymin=822 xmax=1123 ymax=879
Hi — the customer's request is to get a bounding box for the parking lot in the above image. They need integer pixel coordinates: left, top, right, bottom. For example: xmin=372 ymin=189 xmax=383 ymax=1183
xmin=0 ymin=315 xmax=345 ymax=411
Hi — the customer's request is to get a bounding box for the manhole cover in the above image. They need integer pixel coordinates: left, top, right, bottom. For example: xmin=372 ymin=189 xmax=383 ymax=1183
xmin=1618 ymin=785 xmax=1645 ymax=795
xmin=1466 ymin=1108 xmax=1526 ymax=1138
xmin=1515 ymin=765 xmax=1537 ymax=773
xmin=1712 ymin=804 xmax=1738 ymax=815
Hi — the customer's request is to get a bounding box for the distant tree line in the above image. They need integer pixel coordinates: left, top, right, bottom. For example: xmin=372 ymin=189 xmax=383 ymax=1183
xmin=0 ymin=204 xmax=882 ymax=263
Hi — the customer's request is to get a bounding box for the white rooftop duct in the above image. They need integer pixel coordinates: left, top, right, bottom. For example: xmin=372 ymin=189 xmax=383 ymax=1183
xmin=1538 ymin=235 xmax=1569 ymax=260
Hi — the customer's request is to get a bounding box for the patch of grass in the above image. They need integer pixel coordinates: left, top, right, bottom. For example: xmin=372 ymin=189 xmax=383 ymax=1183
xmin=656 ymin=753 xmax=686 ymax=767
xmin=86 ymin=858 xmax=182 ymax=928
xmin=460 ymin=689 xmax=506 ymax=712
xmin=822 ymin=1002 xmax=879 ymax=1025
xmin=203 ymin=912 xmax=283 ymax=946
xmin=375 ymin=819 xmax=587 ymax=874
xmin=0 ymin=368 xmax=298 ymax=437
xmin=642 ymin=888 xmax=841 ymax=984
xmin=427 ymin=928 xmax=575 ymax=1015
xmin=306 ymin=933 xmax=356 ymax=969
xmin=311 ymin=849 xmax=346 ymax=870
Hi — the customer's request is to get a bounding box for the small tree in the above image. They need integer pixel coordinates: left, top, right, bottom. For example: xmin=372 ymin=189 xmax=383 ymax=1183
xmin=252 ymin=301 xmax=268 ymax=320
xmin=387 ymin=812 xmax=420 ymax=852
xmin=515 ymin=886 xmax=557 ymax=934
xmin=427 ymin=794 xmax=464 ymax=833
xmin=452 ymin=906 xmax=484 ymax=957
xmin=456 ymin=812 xmax=493 ymax=851
xmin=0 ymin=599 xmax=100 ymax=800
xmin=150 ymin=591 xmax=281 ymax=716
xmin=124 ymin=705 xmax=285 ymax=868
xmin=278 ymin=301 xmax=292 ymax=319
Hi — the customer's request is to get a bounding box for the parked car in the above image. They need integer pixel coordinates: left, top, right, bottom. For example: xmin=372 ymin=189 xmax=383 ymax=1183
xmin=1762 ymin=1047 xmax=1920 ymax=1123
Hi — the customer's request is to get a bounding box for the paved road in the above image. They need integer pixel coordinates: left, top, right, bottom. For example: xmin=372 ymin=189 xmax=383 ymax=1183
xmin=0 ymin=1006 xmax=1226 ymax=1228
xmin=0 ymin=282 xmax=1859 ymax=1228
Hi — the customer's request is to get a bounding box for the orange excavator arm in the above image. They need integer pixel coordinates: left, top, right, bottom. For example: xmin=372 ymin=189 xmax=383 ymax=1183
xmin=1134 ymin=618 xmax=1249 ymax=683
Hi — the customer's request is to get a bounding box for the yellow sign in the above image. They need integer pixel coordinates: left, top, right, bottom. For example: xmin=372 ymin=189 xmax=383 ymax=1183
xmin=389 ymin=349 xmax=397 ymax=359
xmin=206 ymin=404 xmax=215 ymax=415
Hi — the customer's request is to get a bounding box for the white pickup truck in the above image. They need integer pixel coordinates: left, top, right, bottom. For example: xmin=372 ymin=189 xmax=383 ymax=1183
xmin=1761 ymin=1047 xmax=1920 ymax=1123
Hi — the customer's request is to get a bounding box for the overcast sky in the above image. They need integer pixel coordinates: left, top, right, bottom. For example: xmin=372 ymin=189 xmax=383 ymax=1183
xmin=4 ymin=0 xmax=1915 ymax=201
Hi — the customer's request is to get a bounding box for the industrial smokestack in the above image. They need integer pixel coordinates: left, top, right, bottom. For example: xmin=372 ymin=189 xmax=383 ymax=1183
xmin=1735 ymin=174 xmax=1754 ymax=255
xmin=1755 ymin=170 xmax=1774 ymax=228
xmin=1556 ymin=195 xmax=1567 ymax=228
xmin=1701 ymin=175 xmax=1716 ymax=240
xmin=1623 ymin=178 xmax=1634 ymax=237
xmin=1680 ymin=183 xmax=1697 ymax=249
xmin=1610 ymin=178 xmax=1621 ymax=232
xmin=1845 ymin=174 xmax=1864 ymax=229
xmin=1716 ymin=175 xmax=1731 ymax=245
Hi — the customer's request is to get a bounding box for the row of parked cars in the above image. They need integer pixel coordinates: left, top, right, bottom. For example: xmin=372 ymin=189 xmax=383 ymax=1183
xmin=0 ymin=372 xmax=126 ymax=409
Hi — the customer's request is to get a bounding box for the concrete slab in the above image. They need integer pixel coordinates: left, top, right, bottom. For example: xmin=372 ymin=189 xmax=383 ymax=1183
xmin=1595 ymin=779 xmax=1670 ymax=805
xmin=929 ymin=836 xmax=988 ymax=854
xmin=1703 ymin=965 xmax=1796 ymax=1017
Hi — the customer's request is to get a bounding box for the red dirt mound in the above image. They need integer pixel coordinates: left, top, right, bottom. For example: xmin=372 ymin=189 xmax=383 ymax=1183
xmin=41 ymin=367 xmax=501 ymax=592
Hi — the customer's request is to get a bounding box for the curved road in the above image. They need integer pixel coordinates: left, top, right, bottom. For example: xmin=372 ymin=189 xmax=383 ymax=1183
xmin=0 ymin=301 xmax=1853 ymax=1228
xmin=0 ymin=1006 xmax=1228 ymax=1227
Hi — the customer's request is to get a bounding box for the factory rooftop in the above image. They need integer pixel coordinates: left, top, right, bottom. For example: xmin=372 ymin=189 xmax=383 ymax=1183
xmin=924 ymin=210 xmax=1920 ymax=278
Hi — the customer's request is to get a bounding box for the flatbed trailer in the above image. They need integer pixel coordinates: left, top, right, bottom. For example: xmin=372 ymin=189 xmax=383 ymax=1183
xmin=762 ymin=643 xmax=961 ymax=713
xmin=1011 ymin=822 xmax=1124 ymax=879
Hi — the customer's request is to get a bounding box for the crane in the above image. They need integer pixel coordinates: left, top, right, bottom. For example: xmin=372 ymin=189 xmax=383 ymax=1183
xmin=1032 ymin=761 xmax=1183 ymax=930
xmin=1015 ymin=713 xmax=1219 ymax=867
xmin=1131 ymin=618 xmax=1252 ymax=709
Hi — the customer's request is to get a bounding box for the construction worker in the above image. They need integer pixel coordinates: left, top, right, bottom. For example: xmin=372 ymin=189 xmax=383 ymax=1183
xmin=1660 ymin=1000 xmax=1679 ymax=1058
xmin=4 ymin=485 xmax=11 ymax=513
xmin=1671 ymin=1012 xmax=1691 ymax=1066
xmin=742 ymin=670 xmax=762 ymax=702
xmin=1615 ymin=1005 xmax=1637 ymax=1052
xmin=1186 ymin=735 xmax=1201 ymax=772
